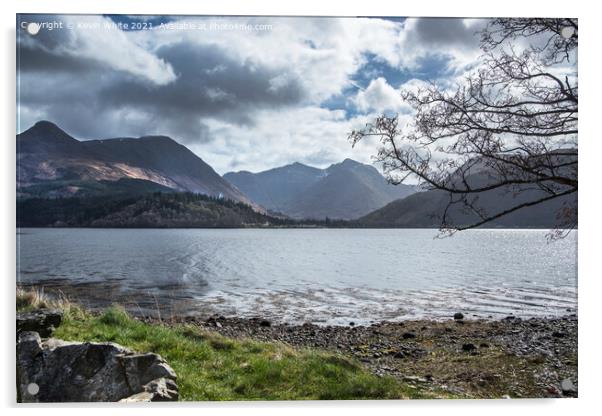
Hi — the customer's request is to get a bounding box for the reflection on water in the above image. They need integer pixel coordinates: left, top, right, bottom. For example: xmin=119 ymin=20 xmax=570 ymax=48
xmin=17 ymin=228 xmax=577 ymax=325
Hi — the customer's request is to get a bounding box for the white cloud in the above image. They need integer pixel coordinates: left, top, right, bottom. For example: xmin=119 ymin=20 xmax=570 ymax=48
xmin=44 ymin=15 xmax=177 ymax=85
xmin=353 ymin=77 xmax=409 ymax=114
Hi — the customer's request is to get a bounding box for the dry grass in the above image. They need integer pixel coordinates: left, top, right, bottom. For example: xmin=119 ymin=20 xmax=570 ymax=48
xmin=16 ymin=286 xmax=74 ymax=314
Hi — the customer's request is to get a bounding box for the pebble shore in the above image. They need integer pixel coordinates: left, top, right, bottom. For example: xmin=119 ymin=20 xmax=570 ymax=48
xmin=153 ymin=313 xmax=578 ymax=398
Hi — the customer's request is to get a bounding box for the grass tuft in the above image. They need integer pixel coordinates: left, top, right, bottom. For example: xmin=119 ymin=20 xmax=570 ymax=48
xmin=98 ymin=305 xmax=131 ymax=326
xmin=17 ymin=286 xmax=50 ymax=310
xmin=17 ymin=286 xmax=75 ymax=314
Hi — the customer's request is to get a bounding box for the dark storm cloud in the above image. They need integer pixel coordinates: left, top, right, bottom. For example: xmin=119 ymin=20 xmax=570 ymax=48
xmin=18 ymin=45 xmax=100 ymax=74
xmin=18 ymin=17 xmax=101 ymax=74
xmin=99 ymin=42 xmax=306 ymax=133
xmin=18 ymin=27 xmax=307 ymax=143
xmin=409 ymin=18 xmax=484 ymax=48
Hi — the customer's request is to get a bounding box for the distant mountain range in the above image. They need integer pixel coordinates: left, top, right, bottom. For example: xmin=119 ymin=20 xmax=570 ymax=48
xmin=17 ymin=121 xmax=256 ymax=207
xmin=17 ymin=121 xmax=416 ymax=222
xmin=17 ymin=121 xmax=576 ymax=229
xmin=224 ymin=159 xmax=417 ymax=220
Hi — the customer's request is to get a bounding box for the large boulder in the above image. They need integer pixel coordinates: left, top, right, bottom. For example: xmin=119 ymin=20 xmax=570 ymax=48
xmin=17 ymin=331 xmax=178 ymax=402
xmin=17 ymin=309 xmax=63 ymax=337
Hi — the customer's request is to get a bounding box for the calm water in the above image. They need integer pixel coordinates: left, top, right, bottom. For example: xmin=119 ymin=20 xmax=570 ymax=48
xmin=17 ymin=228 xmax=577 ymax=325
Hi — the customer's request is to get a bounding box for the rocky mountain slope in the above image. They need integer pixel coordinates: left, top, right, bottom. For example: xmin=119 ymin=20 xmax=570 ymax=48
xmin=17 ymin=121 xmax=255 ymax=207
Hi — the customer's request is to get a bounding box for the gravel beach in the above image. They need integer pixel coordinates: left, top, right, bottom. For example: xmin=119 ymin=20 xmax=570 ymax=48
xmin=156 ymin=313 xmax=578 ymax=398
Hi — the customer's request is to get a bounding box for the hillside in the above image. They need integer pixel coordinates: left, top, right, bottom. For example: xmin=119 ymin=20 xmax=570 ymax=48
xmin=17 ymin=192 xmax=288 ymax=228
xmin=17 ymin=121 xmax=255 ymax=207
xmin=359 ymin=157 xmax=577 ymax=229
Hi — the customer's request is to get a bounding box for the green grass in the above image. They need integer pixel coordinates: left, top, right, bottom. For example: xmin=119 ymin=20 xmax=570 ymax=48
xmin=44 ymin=305 xmax=442 ymax=401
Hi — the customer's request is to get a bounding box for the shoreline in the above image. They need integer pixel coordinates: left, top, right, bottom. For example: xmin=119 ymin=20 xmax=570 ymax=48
xmin=17 ymin=285 xmax=578 ymax=398
xmin=138 ymin=313 xmax=578 ymax=398
xmin=16 ymin=281 xmax=577 ymax=328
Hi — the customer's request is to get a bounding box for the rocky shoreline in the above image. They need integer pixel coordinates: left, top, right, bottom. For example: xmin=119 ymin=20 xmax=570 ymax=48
xmin=143 ymin=313 xmax=578 ymax=398
xmin=16 ymin=285 xmax=578 ymax=399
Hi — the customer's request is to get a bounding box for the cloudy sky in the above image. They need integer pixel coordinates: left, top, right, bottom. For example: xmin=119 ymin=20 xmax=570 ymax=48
xmin=17 ymin=14 xmax=487 ymax=174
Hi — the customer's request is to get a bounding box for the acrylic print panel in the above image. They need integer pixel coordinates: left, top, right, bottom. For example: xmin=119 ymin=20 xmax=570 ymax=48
xmin=16 ymin=14 xmax=578 ymax=402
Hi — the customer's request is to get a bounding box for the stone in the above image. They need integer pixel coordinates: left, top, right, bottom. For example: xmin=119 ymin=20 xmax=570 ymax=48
xmin=462 ymin=343 xmax=477 ymax=352
xmin=453 ymin=312 xmax=464 ymax=320
xmin=16 ymin=332 xmax=178 ymax=402
xmin=402 ymin=332 xmax=416 ymax=339
xmin=402 ymin=375 xmax=428 ymax=383
xmin=259 ymin=319 xmax=271 ymax=327
xmin=120 ymin=353 xmax=177 ymax=393
xmin=16 ymin=331 xmax=43 ymax=363
xmin=17 ymin=309 xmax=63 ymax=338
xmin=132 ymin=378 xmax=179 ymax=402
xmin=119 ymin=378 xmax=179 ymax=403
xmin=560 ymin=378 xmax=577 ymax=396
xmin=119 ymin=392 xmax=154 ymax=402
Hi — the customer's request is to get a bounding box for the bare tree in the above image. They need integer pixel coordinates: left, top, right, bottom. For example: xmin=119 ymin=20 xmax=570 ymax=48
xmin=349 ymin=18 xmax=577 ymax=237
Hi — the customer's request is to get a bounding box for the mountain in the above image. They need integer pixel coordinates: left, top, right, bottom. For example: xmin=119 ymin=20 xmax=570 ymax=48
xmin=359 ymin=156 xmax=577 ymax=228
xmin=224 ymin=158 xmax=416 ymax=220
xmin=17 ymin=121 xmax=255 ymax=207
xmin=223 ymin=162 xmax=325 ymax=214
